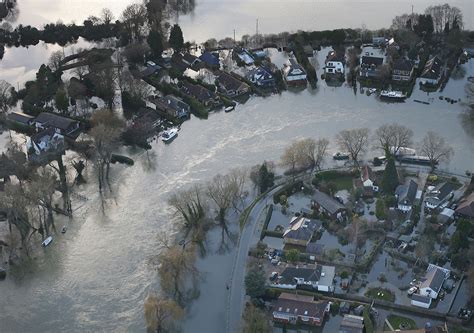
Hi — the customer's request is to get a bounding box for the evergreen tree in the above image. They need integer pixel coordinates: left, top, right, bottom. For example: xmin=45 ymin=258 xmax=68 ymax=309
xmin=147 ymin=29 xmax=164 ymax=58
xmin=257 ymin=163 xmax=274 ymax=193
xmin=245 ymin=265 xmax=265 ymax=299
xmin=168 ymin=24 xmax=184 ymax=50
xmin=381 ymin=157 xmax=399 ymax=194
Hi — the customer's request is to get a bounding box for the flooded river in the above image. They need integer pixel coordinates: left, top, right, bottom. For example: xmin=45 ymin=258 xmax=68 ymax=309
xmin=1 ymin=1 xmax=474 ymax=332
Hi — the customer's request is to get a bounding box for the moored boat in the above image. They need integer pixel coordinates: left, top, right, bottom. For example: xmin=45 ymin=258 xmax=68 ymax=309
xmin=398 ymin=155 xmax=434 ymax=166
xmin=42 ymin=236 xmax=53 ymax=247
xmin=224 ymin=105 xmax=235 ymax=112
xmin=380 ymin=90 xmax=407 ymax=101
xmin=162 ymin=128 xmax=178 ymax=143
xmin=333 ymin=152 xmax=350 ymax=160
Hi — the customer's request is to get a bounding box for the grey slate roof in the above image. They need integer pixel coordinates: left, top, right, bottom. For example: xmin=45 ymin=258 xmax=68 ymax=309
xmin=283 ymin=217 xmax=321 ymax=242
xmin=395 ymin=180 xmax=418 ymax=206
xmin=181 ymin=81 xmax=216 ymax=102
xmin=273 ymin=293 xmax=329 ymax=321
xmin=35 ymin=113 xmax=78 ymax=131
xmin=411 ymin=294 xmax=432 ymax=304
xmin=393 ymin=59 xmax=414 ymax=72
xmin=313 ymin=190 xmax=346 ymax=215
xmin=421 ymin=56 xmax=442 ymax=80
xmin=280 ymin=266 xmax=322 ymax=285
xmin=7 ymin=112 xmax=35 ymax=125
xmin=217 ymin=71 xmax=249 ymax=92
xmin=420 ymin=267 xmax=446 ymax=293
xmin=361 ymin=56 xmax=383 ymax=66
xmin=339 ymin=314 xmax=364 ymax=333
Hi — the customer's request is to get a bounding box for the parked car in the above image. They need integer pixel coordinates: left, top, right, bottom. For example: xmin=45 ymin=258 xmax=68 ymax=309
xmin=408 ymin=286 xmax=418 ymax=295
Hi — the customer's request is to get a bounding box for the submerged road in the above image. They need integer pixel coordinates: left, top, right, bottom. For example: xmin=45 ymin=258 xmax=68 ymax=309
xmin=226 ymin=186 xmax=282 ymax=333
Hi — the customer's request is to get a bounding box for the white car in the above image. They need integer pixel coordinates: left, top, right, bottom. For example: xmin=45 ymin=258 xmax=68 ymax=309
xmin=408 ymin=286 xmax=418 ymax=295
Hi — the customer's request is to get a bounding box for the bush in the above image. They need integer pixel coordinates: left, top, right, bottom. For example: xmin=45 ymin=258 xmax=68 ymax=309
xmin=260 ymin=205 xmax=274 ymax=241
xmin=375 ymin=200 xmax=386 ymax=219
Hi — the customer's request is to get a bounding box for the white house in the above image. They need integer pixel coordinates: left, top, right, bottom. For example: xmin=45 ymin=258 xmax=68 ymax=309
xmin=283 ymin=58 xmax=307 ymax=85
xmin=411 ymin=294 xmax=432 ymax=309
xmin=26 ymin=128 xmax=65 ymax=164
xmin=395 ymin=180 xmax=418 ymax=212
xmin=325 ymin=61 xmax=344 ymax=75
xmin=425 ymin=182 xmax=455 ymax=210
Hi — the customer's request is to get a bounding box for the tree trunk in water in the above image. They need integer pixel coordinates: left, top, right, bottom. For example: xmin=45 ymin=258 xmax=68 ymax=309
xmin=57 ymin=156 xmax=72 ymax=216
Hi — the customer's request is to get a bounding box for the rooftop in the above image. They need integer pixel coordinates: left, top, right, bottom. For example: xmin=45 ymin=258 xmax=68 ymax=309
xmin=312 ymin=190 xmax=346 ymax=215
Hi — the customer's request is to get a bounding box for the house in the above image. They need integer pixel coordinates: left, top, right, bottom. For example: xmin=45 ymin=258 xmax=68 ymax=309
xmin=372 ymin=37 xmax=386 ymax=47
xmin=140 ymin=64 xmax=161 ymax=78
xmin=361 ymin=165 xmax=375 ymax=188
xmin=395 ymin=180 xmax=418 ymax=212
xmin=425 ymin=182 xmax=455 ymax=210
xmin=216 ymin=71 xmax=250 ymax=97
xmin=325 ymin=50 xmax=345 ymax=76
xmin=359 ymin=46 xmax=385 ymax=78
xmin=420 ymin=56 xmax=442 ymax=85
xmin=246 ymin=66 xmax=275 ymax=88
xmin=411 ymin=294 xmax=432 ymax=309
xmin=199 ymin=51 xmax=220 ymax=69
xmin=455 ymin=192 xmax=474 ymax=219
xmin=283 ymin=217 xmax=321 ymax=246
xmin=180 ymin=81 xmax=221 ymax=108
xmin=438 ymin=208 xmax=455 ymax=225
xmin=274 ymin=265 xmax=335 ymax=292
xmin=272 ymin=293 xmax=330 ymax=327
xmin=182 ymin=53 xmax=202 ymax=68
xmin=392 ymin=59 xmax=414 ymax=81
xmin=339 ymin=314 xmax=364 ymax=333
xmin=34 ymin=112 xmax=80 ymax=138
xmin=7 ymin=112 xmax=35 ymax=126
xmin=236 ymin=49 xmax=255 ymax=66
xmin=151 ymin=95 xmax=190 ymax=119
xmin=283 ymin=58 xmax=307 ymax=85
xmin=418 ymin=264 xmax=450 ymax=299
xmin=312 ymin=190 xmax=346 ymax=220
xmin=26 ymin=128 xmax=65 ymax=164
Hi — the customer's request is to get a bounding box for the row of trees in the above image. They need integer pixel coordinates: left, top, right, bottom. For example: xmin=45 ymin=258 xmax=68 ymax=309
xmin=280 ymin=124 xmax=454 ymax=173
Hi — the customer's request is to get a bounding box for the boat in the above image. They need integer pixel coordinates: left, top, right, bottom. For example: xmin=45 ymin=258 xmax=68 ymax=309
xmin=224 ymin=105 xmax=235 ymax=112
xmin=368 ymin=88 xmax=377 ymax=95
xmin=389 ymin=146 xmax=416 ymax=157
xmin=42 ymin=236 xmax=53 ymax=247
xmin=333 ymin=152 xmax=350 ymax=160
xmin=398 ymin=155 xmax=434 ymax=166
xmin=380 ymin=90 xmax=407 ymax=101
xmin=61 ymin=226 xmax=67 ymax=234
xmin=161 ymin=128 xmax=178 ymax=143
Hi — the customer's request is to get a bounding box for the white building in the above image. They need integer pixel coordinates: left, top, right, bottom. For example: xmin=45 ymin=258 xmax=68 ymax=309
xmin=283 ymin=58 xmax=307 ymax=84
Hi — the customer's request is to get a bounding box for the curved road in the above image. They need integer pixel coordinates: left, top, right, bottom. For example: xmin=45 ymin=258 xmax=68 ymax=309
xmin=226 ymin=186 xmax=282 ymax=333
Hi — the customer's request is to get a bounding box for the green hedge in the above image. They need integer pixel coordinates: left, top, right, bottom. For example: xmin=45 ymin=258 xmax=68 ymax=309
xmin=262 ymin=230 xmax=283 ymax=238
xmin=260 ymin=204 xmax=274 ymax=240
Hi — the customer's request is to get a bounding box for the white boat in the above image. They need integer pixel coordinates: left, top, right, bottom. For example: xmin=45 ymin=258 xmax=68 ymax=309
xmin=224 ymin=105 xmax=235 ymax=112
xmin=161 ymin=128 xmax=178 ymax=143
xmin=368 ymin=88 xmax=377 ymax=94
xmin=390 ymin=146 xmax=416 ymax=157
xmin=380 ymin=90 xmax=407 ymax=100
xmin=42 ymin=236 xmax=53 ymax=247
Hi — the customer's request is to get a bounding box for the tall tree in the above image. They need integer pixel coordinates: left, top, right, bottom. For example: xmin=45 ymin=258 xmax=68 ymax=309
xmin=147 ymin=29 xmax=164 ymax=58
xmin=168 ymin=24 xmax=184 ymax=51
xmin=336 ymin=128 xmax=370 ymax=167
xmin=121 ymin=3 xmax=148 ymax=42
xmin=374 ymin=123 xmax=413 ymax=157
xmin=245 ymin=264 xmax=266 ymax=299
xmin=381 ymin=157 xmax=399 ymax=194
xmin=418 ymin=131 xmax=454 ymax=171
xmin=144 ymin=293 xmax=184 ymax=333
xmin=54 ymin=87 xmax=69 ymax=115
xmin=0 ymin=80 xmax=15 ymax=113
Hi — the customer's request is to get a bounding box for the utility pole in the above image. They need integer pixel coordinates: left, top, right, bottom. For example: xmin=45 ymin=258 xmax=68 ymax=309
xmin=411 ymin=5 xmax=414 ymax=30
xmin=233 ymin=29 xmax=236 ymax=46
xmin=256 ymin=18 xmax=259 ymax=47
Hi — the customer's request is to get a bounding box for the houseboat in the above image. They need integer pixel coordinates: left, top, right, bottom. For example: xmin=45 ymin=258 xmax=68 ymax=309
xmin=162 ymin=128 xmax=178 ymax=143
xmin=380 ymin=90 xmax=407 ymax=101
xmin=398 ymin=155 xmax=434 ymax=166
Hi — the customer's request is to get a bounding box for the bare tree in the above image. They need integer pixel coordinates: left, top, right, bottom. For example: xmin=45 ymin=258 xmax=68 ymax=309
xmin=374 ymin=123 xmax=413 ymax=156
xmin=425 ymin=4 xmax=463 ymax=33
xmin=336 ymin=128 xmax=370 ymax=167
xmin=228 ymin=167 xmax=248 ymax=212
xmin=90 ymin=109 xmax=125 ymax=192
xmin=48 ymin=50 xmax=64 ymax=72
xmin=121 ymin=3 xmax=148 ymax=42
xmin=242 ymin=303 xmax=271 ymax=333
xmin=144 ymin=293 xmax=184 ymax=333
xmin=168 ymin=185 xmax=208 ymax=254
xmin=158 ymin=245 xmax=197 ymax=305
xmin=294 ymin=138 xmax=330 ymax=172
xmin=280 ymin=141 xmax=300 ymax=174
xmin=418 ymin=131 xmax=454 ymax=170
xmin=101 ymin=8 xmax=114 ymax=25
xmin=0 ymin=79 xmax=14 ymax=113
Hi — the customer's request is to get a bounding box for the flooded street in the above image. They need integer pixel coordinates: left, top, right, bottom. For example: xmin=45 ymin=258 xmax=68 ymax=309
xmin=0 ymin=1 xmax=474 ymax=332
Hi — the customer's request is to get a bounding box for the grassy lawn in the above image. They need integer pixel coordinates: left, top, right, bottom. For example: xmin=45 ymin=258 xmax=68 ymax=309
xmin=365 ymin=288 xmax=395 ymax=302
xmin=386 ymin=314 xmax=417 ymax=330
xmin=332 ymin=176 xmax=354 ymax=191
